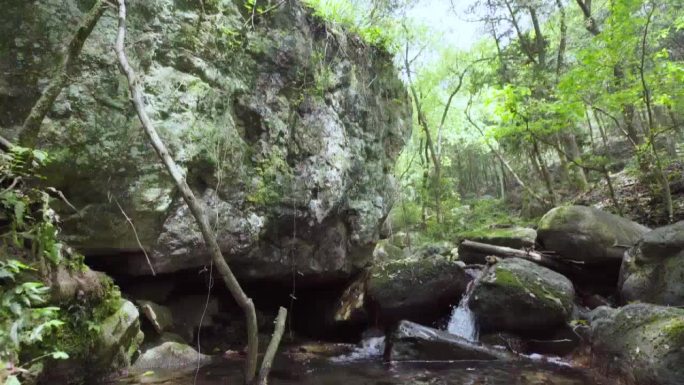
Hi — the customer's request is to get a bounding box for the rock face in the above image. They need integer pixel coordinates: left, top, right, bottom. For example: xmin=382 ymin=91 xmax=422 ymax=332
xmin=620 ymin=221 xmax=684 ymax=306
xmin=469 ymin=258 xmax=575 ymax=334
xmin=590 ymin=304 xmax=684 ymax=385
xmin=1 ymin=1 xmax=411 ymax=282
xmin=367 ymin=257 xmax=471 ymax=323
xmin=537 ymin=206 xmax=649 ymax=264
xmin=389 ymin=320 xmax=513 ymax=361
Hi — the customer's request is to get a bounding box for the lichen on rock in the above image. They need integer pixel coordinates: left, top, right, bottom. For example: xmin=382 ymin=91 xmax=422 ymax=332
xmin=0 ymin=0 xmax=411 ymax=283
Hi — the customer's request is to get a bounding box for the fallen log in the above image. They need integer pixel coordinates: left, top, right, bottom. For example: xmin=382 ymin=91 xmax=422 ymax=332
xmin=459 ymin=240 xmax=582 ymax=276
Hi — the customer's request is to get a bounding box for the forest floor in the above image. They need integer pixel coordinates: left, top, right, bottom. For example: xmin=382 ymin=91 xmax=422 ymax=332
xmin=575 ymin=160 xmax=684 ymax=227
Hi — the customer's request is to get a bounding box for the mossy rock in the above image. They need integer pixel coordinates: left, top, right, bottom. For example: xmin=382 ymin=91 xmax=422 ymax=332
xmin=620 ymin=221 xmax=684 ymax=306
xmin=1 ymin=0 xmax=411 ymax=284
xmin=590 ymin=303 xmax=684 ymax=385
xmin=469 ymin=258 xmax=575 ymax=335
xmin=367 ymin=257 xmax=471 ymax=323
xmin=372 ymin=239 xmax=407 ymax=262
xmin=537 ymin=205 xmax=649 ymax=263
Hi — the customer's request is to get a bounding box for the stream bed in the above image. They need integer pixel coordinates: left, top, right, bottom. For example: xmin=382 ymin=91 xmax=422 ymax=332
xmin=114 ymin=359 xmax=613 ymax=385
xmin=113 ymin=344 xmax=615 ymax=385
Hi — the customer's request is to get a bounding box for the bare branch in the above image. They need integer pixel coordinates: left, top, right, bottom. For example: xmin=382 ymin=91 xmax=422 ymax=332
xmin=113 ymin=198 xmax=156 ymax=276
xmin=113 ymin=1 xmax=262 ymax=381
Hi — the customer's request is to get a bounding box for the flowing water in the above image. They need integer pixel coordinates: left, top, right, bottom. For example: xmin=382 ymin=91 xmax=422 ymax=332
xmin=446 ymin=296 xmax=479 ymax=342
xmin=446 ymin=269 xmax=481 ymax=341
xmin=113 ymin=352 xmax=614 ymax=385
xmin=113 ymin=269 xmax=614 ymax=385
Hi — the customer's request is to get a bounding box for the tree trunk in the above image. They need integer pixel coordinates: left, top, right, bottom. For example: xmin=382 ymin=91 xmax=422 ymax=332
xmin=113 ymin=2 xmax=285 ymax=382
xmin=585 ymin=108 xmax=595 ymax=151
xmin=555 ymin=136 xmax=571 ymax=185
xmin=531 ymin=139 xmax=556 ymax=205
xmin=638 ymin=5 xmax=673 ymax=222
xmin=562 ymin=134 xmax=589 ymax=192
xmin=593 ymin=108 xmax=609 ymax=148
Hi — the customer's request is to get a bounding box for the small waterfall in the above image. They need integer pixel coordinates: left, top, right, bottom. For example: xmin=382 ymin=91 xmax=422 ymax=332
xmin=446 ymin=268 xmax=481 ymax=342
xmin=447 ymin=295 xmax=479 ymax=341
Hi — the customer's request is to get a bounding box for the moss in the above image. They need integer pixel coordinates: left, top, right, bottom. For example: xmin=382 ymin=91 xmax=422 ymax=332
xmin=660 ymin=318 xmax=684 ymax=342
xmin=245 ymin=150 xmax=292 ymax=207
xmin=490 ymin=264 xmax=570 ymax=312
xmin=370 ymin=258 xmax=446 ymax=291
xmin=48 ymin=275 xmax=128 ymax=381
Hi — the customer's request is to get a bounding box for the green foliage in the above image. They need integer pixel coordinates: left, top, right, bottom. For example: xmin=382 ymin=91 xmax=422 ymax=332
xmin=0 ymin=147 xmax=80 ymax=383
xmin=303 ymin=0 xmax=404 ymax=51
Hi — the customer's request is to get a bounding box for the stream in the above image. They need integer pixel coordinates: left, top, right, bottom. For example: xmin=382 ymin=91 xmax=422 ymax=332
xmin=113 ymin=270 xmax=614 ymax=385
xmin=113 ymin=350 xmax=613 ymax=385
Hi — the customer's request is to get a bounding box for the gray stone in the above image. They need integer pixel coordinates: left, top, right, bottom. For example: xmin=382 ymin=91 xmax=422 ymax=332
xmin=537 ymin=205 xmax=650 ymax=263
xmin=367 ymin=256 xmax=471 ymax=322
xmin=0 ymin=0 xmax=411 ymax=283
xmin=469 ymin=258 xmax=575 ymax=334
xmin=132 ymin=342 xmax=213 ymax=372
xmin=590 ymin=304 xmax=684 ymax=385
xmin=620 ymin=221 xmax=684 ymax=306
xmin=389 ymin=320 xmax=512 ymax=361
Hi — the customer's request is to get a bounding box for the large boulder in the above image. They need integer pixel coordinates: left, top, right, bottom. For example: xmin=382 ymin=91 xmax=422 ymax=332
xmin=389 ymin=320 xmax=513 ymax=361
xmin=367 ymin=257 xmax=471 ymax=323
xmin=620 ymin=221 xmax=684 ymax=306
xmin=0 ymin=0 xmax=411 ymax=283
xmin=537 ymin=206 xmax=649 ymax=264
xmin=469 ymin=258 xmax=575 ymax=334
xmin=590 ymin=304 xmax=684 ymax=385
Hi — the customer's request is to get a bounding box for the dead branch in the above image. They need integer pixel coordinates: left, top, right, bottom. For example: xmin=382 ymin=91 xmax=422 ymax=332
xmin=257 ymin=307 xmax=287 ymax=385
xmin=113 ymin=0 xmax=267 ymax=382
xmin=459 ymin=240 xmax=582 ymax=275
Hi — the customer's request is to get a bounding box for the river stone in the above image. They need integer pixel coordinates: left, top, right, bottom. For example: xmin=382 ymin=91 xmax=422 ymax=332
xmin=620 ymin=221 xmax=684 ymax=306
xmin=469 ymin=258 xmax=575 ymax=334
xmin=537 ymin=205 xmax=650 ymax=264
xmin=367 ymin=256 xmax=471 ymax=323
xmin=389 ymin=320 xmax=511 ymax=361
xmin=132 ymin=342 xmax=213 ymax=372
xmin=0 ymin=0 xmax=411 ymax=283
xmin=589 ymin=304 xmax=684 ymax=385
xmin=459 ymin=227 xmax=537 ymax=264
